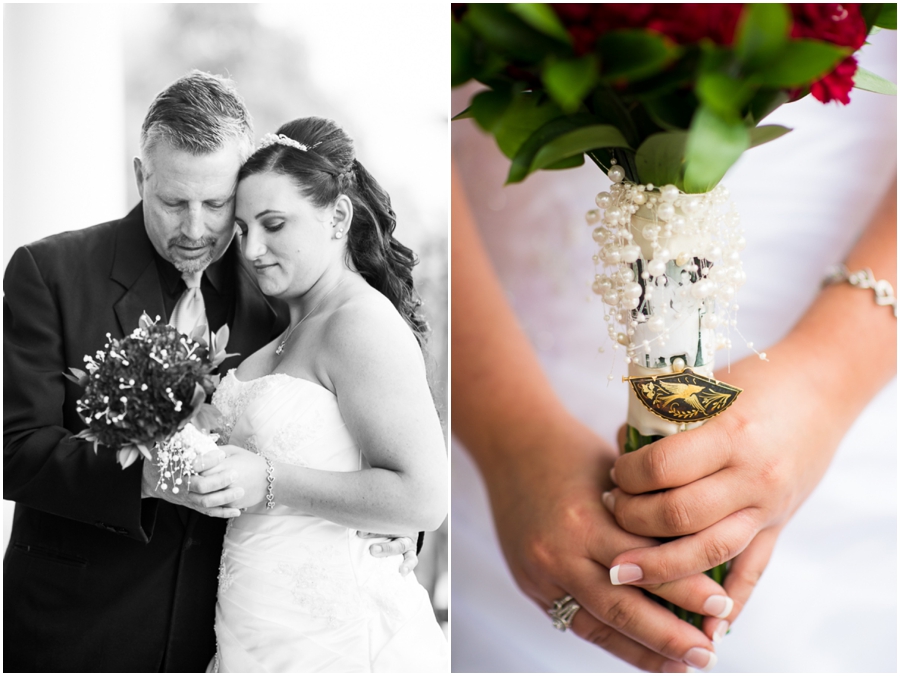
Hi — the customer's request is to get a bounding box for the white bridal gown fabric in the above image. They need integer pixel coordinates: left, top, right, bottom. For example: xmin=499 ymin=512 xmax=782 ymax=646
xmin=451 ymin=32 xmax=896 ymax=673
xmin=209 ymin=371 xmax=448 ymax=673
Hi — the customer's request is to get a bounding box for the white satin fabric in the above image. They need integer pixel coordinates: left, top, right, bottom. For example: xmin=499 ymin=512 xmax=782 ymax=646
xmin=209 ymin=371 xmax=448 ymax=673
xmin=451 ymin=32 xmax=896 ymax=673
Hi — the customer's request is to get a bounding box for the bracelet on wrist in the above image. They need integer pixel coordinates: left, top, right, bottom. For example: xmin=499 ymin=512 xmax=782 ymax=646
xmin=822 ymin=264 xmax=897 ymax=318
xmin=264 ymin=457 xmax=275 ymax=510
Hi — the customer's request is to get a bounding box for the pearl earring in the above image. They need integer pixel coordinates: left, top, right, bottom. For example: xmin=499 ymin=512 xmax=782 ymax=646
xmin=335 ymin=231 xmax=343 ymax=239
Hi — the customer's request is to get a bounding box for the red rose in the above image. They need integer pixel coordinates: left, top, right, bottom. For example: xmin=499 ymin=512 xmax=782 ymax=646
xmin=810 ymin=55 xmax=859 ymax=104
xmin=790 ymin=4 xmax=867 ymax=49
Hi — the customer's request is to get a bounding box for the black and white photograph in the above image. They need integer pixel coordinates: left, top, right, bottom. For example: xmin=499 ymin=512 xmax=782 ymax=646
xmin=4 ymin=3 xmax=448 ymax=672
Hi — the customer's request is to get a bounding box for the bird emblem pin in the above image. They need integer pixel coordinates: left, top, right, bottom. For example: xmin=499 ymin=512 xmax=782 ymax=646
xmin=623 ymin=364 xmax=742 ymax=424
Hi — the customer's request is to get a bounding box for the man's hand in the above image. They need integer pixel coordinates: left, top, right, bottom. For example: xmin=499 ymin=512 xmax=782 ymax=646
xmin=141 ymin=446 xmax=243 ymax=518
xmin=357 ymin=531 xmax=418 ymax=576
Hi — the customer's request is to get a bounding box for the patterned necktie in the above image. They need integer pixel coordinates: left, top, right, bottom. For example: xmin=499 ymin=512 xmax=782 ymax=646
xmin=169 ymin=270 xmax=209 ymax=344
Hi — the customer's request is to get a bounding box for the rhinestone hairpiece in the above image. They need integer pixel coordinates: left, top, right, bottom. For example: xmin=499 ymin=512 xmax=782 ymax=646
xmin=257 ymin=133 xmax=309 ymax=152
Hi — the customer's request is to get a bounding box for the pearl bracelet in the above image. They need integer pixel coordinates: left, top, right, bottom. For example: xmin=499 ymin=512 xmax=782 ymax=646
xmin=264 ymin=458 xmax=275 ymax=509
xmin=823 ymin=264 xmax=897 ymax=318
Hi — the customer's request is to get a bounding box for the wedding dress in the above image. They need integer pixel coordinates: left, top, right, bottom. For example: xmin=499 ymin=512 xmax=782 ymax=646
xmin=208 ymin=371 xmax=448 ymax=673
xmin=451 ymin=32 xmax=896 ymax=673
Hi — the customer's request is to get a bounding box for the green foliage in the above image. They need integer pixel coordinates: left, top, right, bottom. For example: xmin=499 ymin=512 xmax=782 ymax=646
xmin=860 ymin=4 xmax=885 ymax=32
xmin=635 ymin=132 xmax=689 ymax=189
xmin=753 ymin=40 xmax=849 ymax=87
xmin=507 ymin=3 xmax=571 ymax=42
xmin=684 ymin=106 xmax=749 ymax=193
xmin=531 ymin=125 xmax=630 ymax=172
xmin=876 ymin=3 xmax=897 ymax=29
xmin=854 ymin=66 xmax=899 ymax=95
xmin=735 ymin=3 xmax=790 ymax=71
xmin=453 ymin=3 xmax=895 ymax=188
xmin=597 ymin=30 xmax=679 ymax=82
xmin=543 ymin=55 xmax=599 ymax=112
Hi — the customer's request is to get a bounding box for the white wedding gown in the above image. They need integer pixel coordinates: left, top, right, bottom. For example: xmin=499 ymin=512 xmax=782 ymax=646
xmin=451 ymin=32 xmax=896 ymax=673
xmin=208 ymin=371 xmax=448 ymax=673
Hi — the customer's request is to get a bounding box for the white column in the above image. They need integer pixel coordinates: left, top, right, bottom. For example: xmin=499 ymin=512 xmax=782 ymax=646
xmin=3 ymin=4 xmax=126 ymax=550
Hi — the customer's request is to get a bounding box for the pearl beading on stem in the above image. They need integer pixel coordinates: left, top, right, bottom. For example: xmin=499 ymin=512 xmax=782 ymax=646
xmin=588 ymin=160 xmax=762 ymax=371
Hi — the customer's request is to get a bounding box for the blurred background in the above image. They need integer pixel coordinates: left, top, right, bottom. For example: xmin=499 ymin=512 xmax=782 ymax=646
xmin=3 ymin=2 xmax=448 ymax=630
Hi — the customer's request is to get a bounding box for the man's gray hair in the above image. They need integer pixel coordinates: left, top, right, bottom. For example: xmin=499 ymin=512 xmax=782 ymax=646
xmin=140 ymin=70 xmax=254 ymax=172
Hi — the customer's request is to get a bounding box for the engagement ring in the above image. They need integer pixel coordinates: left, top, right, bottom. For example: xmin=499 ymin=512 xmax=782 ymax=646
xmin=548 ymin=594 xmax=580 ymax=632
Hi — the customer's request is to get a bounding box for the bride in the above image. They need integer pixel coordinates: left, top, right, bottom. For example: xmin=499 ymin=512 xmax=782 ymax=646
xmin=194 ymin=118 xmax=448 ymax=672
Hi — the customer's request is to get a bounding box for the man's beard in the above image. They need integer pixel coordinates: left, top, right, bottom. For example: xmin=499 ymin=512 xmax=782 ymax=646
xmin=167 ymin=235 xmax=219 ymax=274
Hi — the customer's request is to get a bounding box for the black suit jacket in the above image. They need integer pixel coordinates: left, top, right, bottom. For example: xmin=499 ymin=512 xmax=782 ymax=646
xmin=3 ymin=204 xmax=288 ymax=672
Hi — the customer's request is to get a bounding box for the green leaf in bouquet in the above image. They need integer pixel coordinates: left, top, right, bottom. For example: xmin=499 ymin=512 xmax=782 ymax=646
xmin=542 ymin=55 xmax=599 ymax=113
xmin=753 ymin=39 xmax=850 ymax=88
xmin=860 ymin=4 xmax=886 ymax=32
xmin=597 ymin=30 xmax=678 ymax=83
xmin=590 ymin=86 xmax=641 ymax=147
xmin=471 ymin=88 xmax=515 ymax=132
xmin=531 ymin=124 xmax=630 ymax=172
xmin=451 ymin=105 xmax=474 ymax=121
xmin=543 ymin=155 xmax=586 ymax=171
xmin=642 ymin=89 xmax=699 ymax=131
xmin=139 ymin=312 xmax=155 ymax=331
xmin=465 ymin=3 xmax=570 ymax=63
xmin=735 ymin=2 xmax=790 ymax=72
xmin=853 ymin=66 xmax=898 ymax=95
xmin=749 ymin=124 xmax=792 ymax=148
xmin=493 ymin=92 xmax=564 ymax=159
xmin=451 ymin=17 xmax=478 ymax=87
xmin=508 ymin=3 xmax=571 ymax=43
xmin=875 ymin=2 xmax=897 ymax=30
xmin=696 ymin=72 xmax=756 ymax=123
xmin=745 ymin=88 xmax=790 ymax=124
xmin=683 ymin=106 xmax=749 ymax=193
xmin=189 ymin=382 xmax=207 ymax=412
xmin=507 ymin=113 xmax=610 ymax=183
xmin=635 ymin=131 xmax=688 ymax=189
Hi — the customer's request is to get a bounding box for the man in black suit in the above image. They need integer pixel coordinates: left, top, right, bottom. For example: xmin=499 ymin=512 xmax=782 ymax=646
xmin=3 ymin=71 xmax=416 ymax=672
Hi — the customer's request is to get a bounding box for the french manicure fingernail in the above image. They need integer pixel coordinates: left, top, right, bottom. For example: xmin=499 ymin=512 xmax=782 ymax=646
xmin=683 ymin=647 xmax=717 ymax=671
xmin=610 ymin=467 xmax=618 ymax=485
xmin=702 ymin=594 xmax=733 ymax=619
xmin=601 ymin=491 xmax=615 ymax=512
xmin=399 ymin=566 xmax=408 ymax=576
xmin=712 ymin=620 xmax=729 ymax=644
xmin=609 ymin=563 xmax=642 ymax=585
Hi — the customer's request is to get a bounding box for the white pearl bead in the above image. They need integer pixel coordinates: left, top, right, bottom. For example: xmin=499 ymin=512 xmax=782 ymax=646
xmin=671 ymin=215 xmax=686 ymax=231
xmin=592 ymin=226 xmax=608 ymax=243
xmin=648 ymin=316 xmax=665 ymax=333
xmin=682 ymin=197 xmax=701 ymax=215
xmin=657 ymin=248 xmax=670 ymax=261
xmin=586 ymin=210 xmax=601 ymax=224
xmin=657 ymin=203 xmax=675 ymax=222
xmin=641 ymin=225 xmax=659 ymax=240
xmin=602 ymin=290 xmax=619 ymax=305
xmin=648 ymin=259 xmax=666 ymax=277
xmin=759 ymin=352 xmax=767 ymax=360
xmin=621 ymin=245 xmax=641 ymax=263
xmin=641 ymin=271 xmax=650 ymax=280
xmin=632 ymin=191 xmax=647 ymax=205
xmin=624 ymin=295 xmax=640 ymax=309
xmin=701 ymin=313 xmax=719 ymax=328
xmin=607 ymin=207 xmax=622 ymax=222
xmin=691 ymin=280 xmax=713 ymax=299
xmin=616 ymin=332 xmax=629 ymax=345
xmin=606 ymin=249 xmax=621 ymax=265
xmin=592 ymin=278 xmax=610 ymax=295
xmin=608 ymin=165 xmax=625 ymax=183
xmin=661 ymin=185 xmax=679 ymax=203
xmin=596 ymin=192 xmax=612 ymax=209
xmin=618 ymin=268 xmax=635 ymax=283
xmin=734 ymin=236 xmax=746 ymax=251
xmin=624 ymin=282 xmax=642 ymax=299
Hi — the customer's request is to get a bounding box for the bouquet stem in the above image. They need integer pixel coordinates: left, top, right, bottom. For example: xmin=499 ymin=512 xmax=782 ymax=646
xmin=623 ymin=425 xmax=728 ymax=629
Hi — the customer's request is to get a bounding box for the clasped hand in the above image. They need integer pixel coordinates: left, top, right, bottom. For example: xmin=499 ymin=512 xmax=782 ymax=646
xmin=603 ymin=345 xmax=844 ymax=637
xmin=142 ymin=444 xmax=418 ymax=571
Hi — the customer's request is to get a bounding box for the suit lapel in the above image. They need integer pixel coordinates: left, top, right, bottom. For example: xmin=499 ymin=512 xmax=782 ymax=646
xmin=111 ymin=204 xmax=167 ymax=337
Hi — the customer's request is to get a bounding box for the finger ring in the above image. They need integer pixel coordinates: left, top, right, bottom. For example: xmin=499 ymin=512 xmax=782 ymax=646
xmin=548 ymin=594 xmax=580 ymax=632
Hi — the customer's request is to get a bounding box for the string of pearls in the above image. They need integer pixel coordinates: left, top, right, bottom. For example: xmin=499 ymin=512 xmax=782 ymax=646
xmin=587 ymin=160 xmax=763 ymax=376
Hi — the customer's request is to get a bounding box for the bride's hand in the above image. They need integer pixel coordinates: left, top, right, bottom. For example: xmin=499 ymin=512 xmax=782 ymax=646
xmin=191 ymin=445 xmax=268 ymax=513
xmin=602 ymin=343 xmax=856 ymax=632
xmin=485 ymin=424 xmax=729 ymax=672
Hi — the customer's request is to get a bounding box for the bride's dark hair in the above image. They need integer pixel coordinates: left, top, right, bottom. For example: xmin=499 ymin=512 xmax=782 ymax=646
xmin=238 ymin=117 xmax=428 ymax=346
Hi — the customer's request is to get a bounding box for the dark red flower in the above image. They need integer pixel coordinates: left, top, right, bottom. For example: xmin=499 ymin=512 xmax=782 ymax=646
xmin=790 ymin=4 xmax=867 ymax=49
xmin=810 ymin=55 xmax=859 ymax=104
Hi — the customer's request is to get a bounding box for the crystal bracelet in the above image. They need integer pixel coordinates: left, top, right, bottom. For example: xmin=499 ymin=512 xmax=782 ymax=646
xmin=823 ymin=264 xmax=898 ymax=318
xmin=264 ymin=458 xmax=275 ymax=509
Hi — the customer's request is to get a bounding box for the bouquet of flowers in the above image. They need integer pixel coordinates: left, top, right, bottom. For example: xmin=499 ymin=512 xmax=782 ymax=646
xmin=453 ymin=3 xmax=896 ymax=627
xmin=66 ymin=313 xmax=235 ymax=493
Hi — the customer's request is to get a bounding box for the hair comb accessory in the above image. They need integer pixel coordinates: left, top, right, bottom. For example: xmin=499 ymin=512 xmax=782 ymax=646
xmin=257 ymin=133 xmax=311 ymax=152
